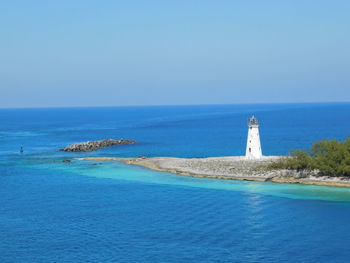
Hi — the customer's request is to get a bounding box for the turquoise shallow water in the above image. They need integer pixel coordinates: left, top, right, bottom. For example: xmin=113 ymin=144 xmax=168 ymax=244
xmin=1 ymin=103 xmax=350 ymax=262
xmin=37 ymin=160 xmax=350 ymax=202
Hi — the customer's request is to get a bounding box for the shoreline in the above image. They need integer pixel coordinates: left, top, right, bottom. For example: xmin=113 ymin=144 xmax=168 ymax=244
xmin=82 ymin=156 xmax=350 ymax=188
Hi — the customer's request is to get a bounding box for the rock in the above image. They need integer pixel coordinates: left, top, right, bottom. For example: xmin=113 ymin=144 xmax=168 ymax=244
xmin=59 ymin=139 xmax=136 ymax=152
xmin=91 ymin=163 xmax=102 ymax=166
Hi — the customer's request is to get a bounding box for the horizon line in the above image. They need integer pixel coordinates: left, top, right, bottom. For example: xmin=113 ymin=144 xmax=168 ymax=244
xmin=0 ymin=101 xmax=349 ymax=110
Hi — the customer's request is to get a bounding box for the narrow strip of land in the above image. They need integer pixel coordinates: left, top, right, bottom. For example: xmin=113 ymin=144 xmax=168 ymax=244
xmin=82 ymin=156 xmax=350 ymax=187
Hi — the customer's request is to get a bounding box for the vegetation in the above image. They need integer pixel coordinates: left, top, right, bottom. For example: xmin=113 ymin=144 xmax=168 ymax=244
xmin=270 ymin=138 xmax=350 ymax=177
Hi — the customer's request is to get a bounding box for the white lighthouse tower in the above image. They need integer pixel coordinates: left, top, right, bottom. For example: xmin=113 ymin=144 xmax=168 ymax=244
xmin=245 ymin=116 xmax=262 ymax=159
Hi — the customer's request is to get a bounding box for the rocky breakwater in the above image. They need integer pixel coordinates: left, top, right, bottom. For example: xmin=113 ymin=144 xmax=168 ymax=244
xmin=82 ymin=156 xmax=350 ymax=187
xmin=60 ymin=139 xmax=136 ymax=152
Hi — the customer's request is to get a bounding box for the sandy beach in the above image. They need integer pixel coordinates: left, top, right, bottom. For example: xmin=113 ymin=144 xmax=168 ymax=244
xmin=82 ymin=156 xmax=350 ymax=188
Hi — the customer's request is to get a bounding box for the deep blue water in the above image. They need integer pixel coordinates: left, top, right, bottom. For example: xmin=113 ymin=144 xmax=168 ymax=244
xmin=1 ymin=103 xmax=350 ymax=263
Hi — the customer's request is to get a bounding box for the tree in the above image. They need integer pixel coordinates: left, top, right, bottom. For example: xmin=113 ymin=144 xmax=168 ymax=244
xmin=270 ymin=138 xmax=350 ymax=177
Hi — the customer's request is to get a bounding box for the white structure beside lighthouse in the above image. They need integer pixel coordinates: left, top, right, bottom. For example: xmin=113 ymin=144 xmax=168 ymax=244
xmin=245 ymin=116 xmax=263 ymax=159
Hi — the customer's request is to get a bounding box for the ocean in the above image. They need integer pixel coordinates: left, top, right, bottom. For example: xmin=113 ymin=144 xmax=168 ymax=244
xmin=1 ymin=103 xmax=350 ymax=262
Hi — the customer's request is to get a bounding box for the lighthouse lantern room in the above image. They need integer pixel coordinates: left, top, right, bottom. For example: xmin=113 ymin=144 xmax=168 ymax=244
xmin=245 ymin=116 xmax=263 ymax=159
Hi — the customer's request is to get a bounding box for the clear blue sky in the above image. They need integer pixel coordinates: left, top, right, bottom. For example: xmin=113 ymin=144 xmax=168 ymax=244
xmin=1 ymin=0 xmax=349 ymax=108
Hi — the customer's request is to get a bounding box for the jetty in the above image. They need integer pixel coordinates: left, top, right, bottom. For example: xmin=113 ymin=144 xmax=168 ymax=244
xmin=82 ymin=156 xmax=350 ymax=187
xmin=60 ymin=139 xmax=136 ymax=152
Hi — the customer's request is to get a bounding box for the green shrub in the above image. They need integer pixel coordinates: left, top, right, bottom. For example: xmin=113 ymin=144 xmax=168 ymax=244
xmin=270 ymin=138 xmax=350 ymax=177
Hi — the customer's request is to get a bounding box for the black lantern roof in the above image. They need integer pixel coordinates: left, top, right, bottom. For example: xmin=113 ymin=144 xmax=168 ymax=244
xmin=248 ymin=116 xmax=259 ymax=126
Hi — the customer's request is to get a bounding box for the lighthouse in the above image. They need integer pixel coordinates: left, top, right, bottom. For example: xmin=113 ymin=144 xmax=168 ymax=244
xmin=245 ymin=116 xmax=262 ymax=159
